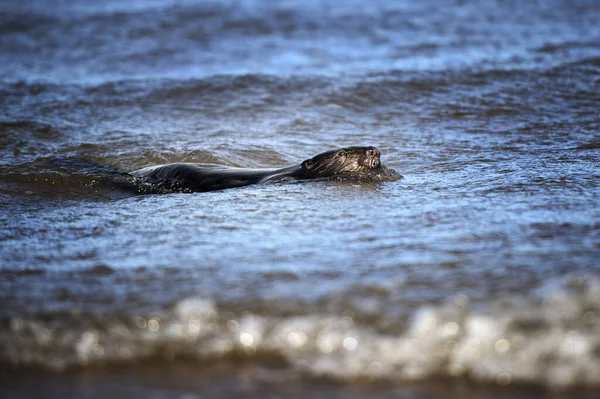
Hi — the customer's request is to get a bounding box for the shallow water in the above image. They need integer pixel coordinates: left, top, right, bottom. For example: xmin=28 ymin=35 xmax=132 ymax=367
xmin=1 ymin=0 xmax=600 ymax=398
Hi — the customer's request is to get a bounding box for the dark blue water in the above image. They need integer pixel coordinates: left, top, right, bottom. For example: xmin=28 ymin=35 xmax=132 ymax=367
xmin=1 ymin=1 xmax=600 ymax=398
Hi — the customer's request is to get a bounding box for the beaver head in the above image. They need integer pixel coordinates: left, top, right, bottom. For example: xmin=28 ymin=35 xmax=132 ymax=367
xmin=301 ymin=146 xmax=382 ymax=178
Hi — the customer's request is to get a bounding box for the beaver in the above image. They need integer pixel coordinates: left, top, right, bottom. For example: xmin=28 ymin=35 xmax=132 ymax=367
xmin=131 ymin=146 xmax=401 ymax=193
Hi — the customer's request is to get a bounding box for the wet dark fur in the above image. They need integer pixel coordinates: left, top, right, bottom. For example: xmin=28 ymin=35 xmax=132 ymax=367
xmin=131 ymin=146 xmax=401 ymax=194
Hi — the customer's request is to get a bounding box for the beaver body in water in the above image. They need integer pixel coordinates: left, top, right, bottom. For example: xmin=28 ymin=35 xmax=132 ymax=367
xmin=130 ymin=146 xmax=401 ymax=193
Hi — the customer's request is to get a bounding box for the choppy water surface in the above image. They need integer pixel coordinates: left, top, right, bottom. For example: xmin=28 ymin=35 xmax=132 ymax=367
xmin=1 ymin=0 xmax=599 ymax=398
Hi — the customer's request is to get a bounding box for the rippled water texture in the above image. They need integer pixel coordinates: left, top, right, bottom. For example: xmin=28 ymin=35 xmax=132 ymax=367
xmin=1 ymin=0 xmax=599 ymax=398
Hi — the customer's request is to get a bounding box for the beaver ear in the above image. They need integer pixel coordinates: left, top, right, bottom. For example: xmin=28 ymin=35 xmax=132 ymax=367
xmin=302 ymin=159 xmax=313 ymax=170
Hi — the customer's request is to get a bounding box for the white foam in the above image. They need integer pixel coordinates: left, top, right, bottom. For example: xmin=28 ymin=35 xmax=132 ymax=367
xmin=2 ymin=276 xmax=600 ymax=389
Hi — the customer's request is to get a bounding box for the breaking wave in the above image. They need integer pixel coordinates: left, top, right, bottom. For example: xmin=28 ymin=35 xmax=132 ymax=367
xmin=2 ymin=275 xmax=599 ymax=390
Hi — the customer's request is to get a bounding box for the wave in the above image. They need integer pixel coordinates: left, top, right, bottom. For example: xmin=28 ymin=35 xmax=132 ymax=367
xmin=3 ymin=49 xmax=598 ymax=108
xmin=2 ymin=0 xmax=598 ymax=84
xmin=0 ymin=120 xmax=63 ymax=145
xmin=2 ymin=274 xmax=599 ymax=390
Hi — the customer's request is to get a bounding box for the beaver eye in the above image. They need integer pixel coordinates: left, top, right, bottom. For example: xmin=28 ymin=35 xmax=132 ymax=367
xmin=337 ymin=151 xmax=346 ymax=157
